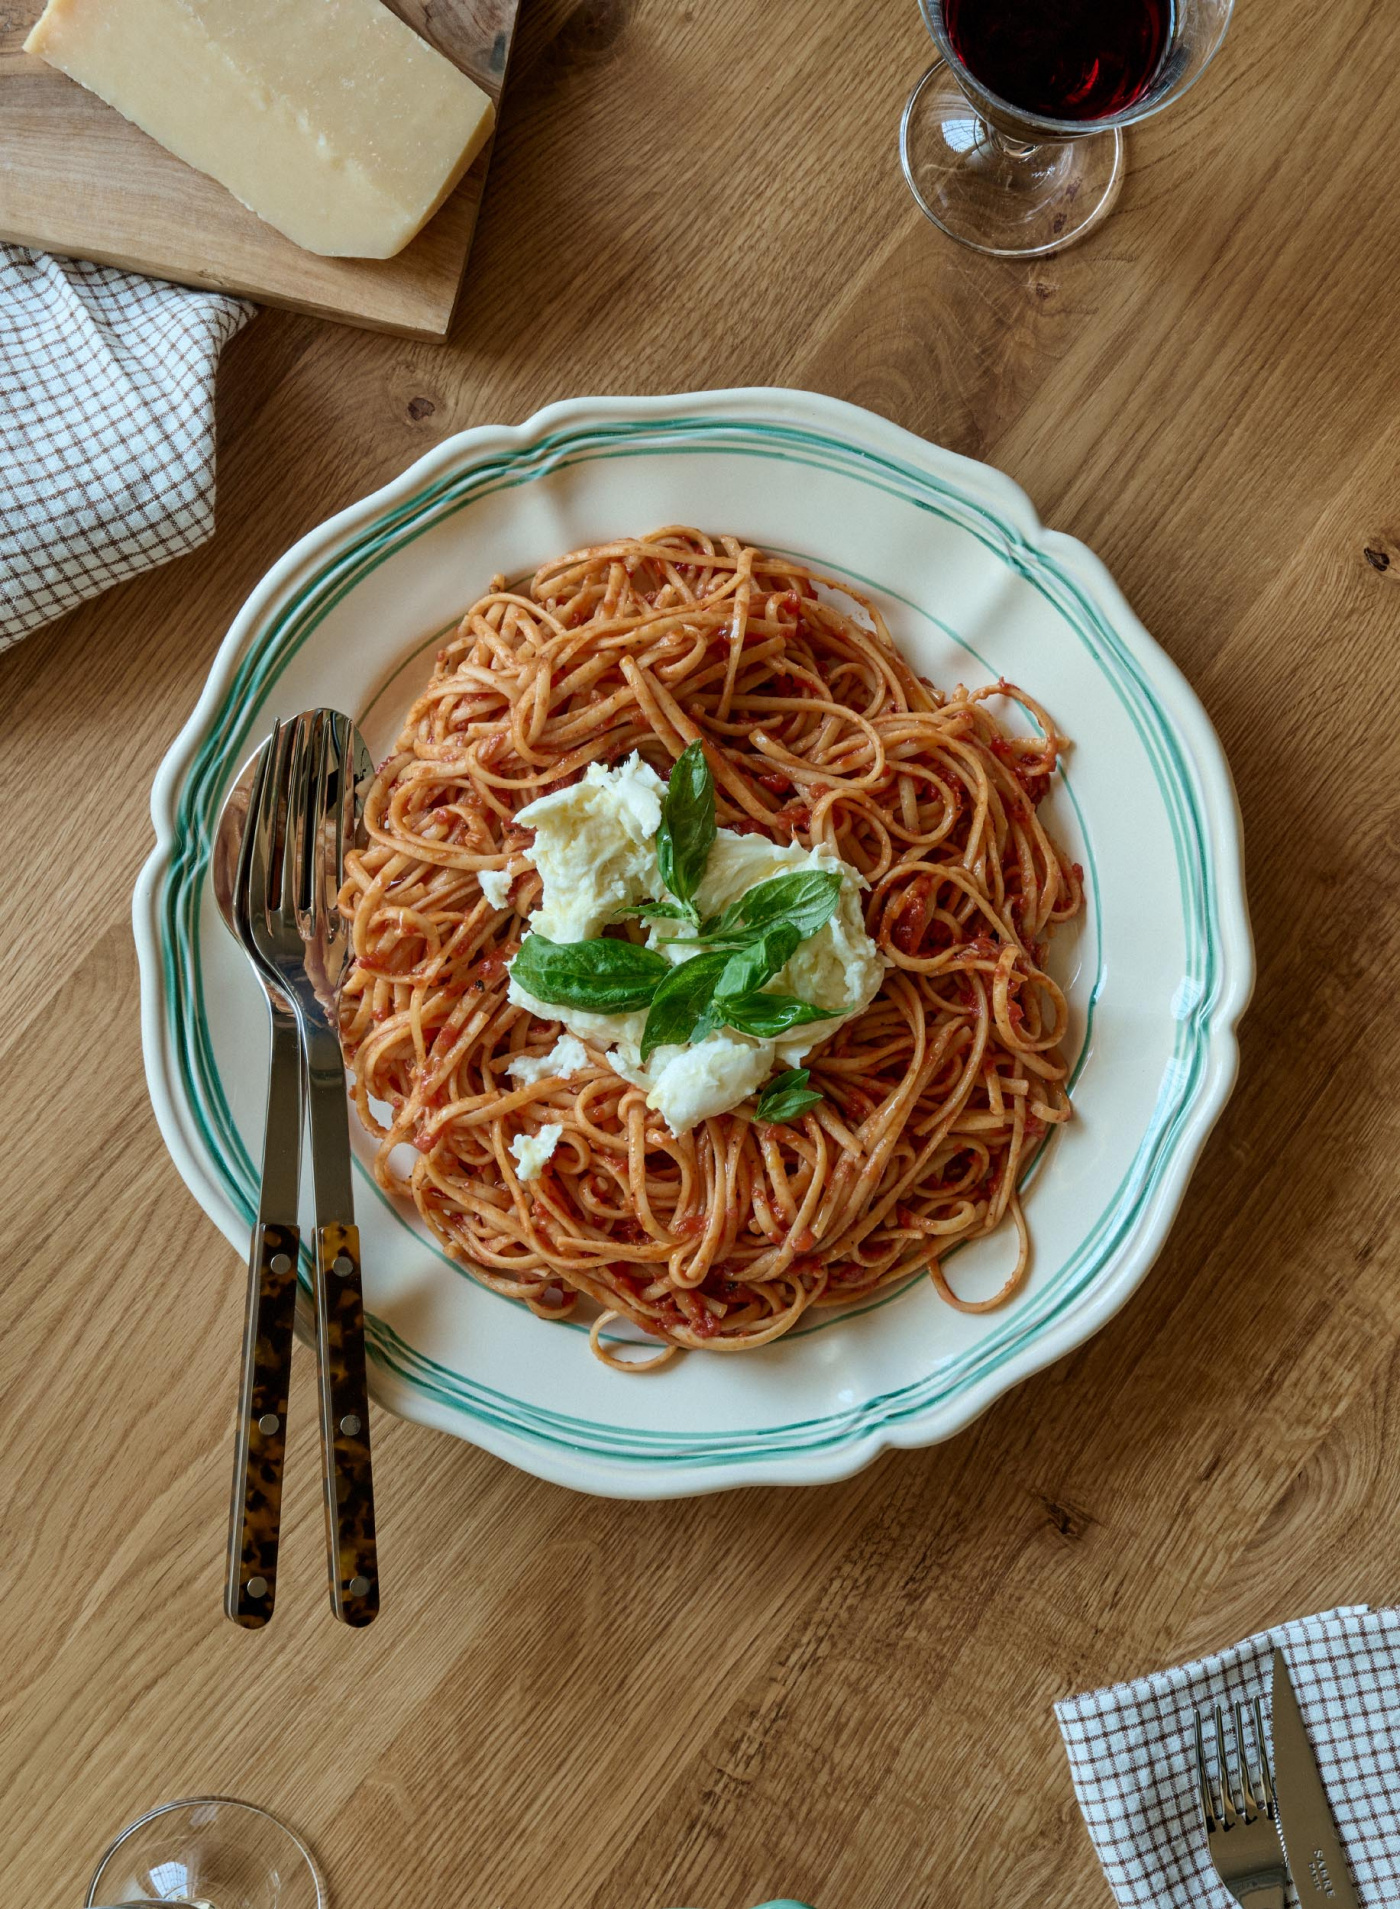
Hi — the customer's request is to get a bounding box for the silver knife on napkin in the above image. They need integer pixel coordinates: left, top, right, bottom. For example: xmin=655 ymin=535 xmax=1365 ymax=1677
xmin=1271 ymin=1647 xmax=1360 ymax=1908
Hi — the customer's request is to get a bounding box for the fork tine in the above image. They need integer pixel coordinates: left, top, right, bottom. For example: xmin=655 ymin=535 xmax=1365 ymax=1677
xmin=303 ymin=706 xmax=330 ymax=935
xmin=1233 ymin=1703 xmax=1260 ymax=1819
xmin=330 ymin=711 xmax=351 ymax=885
xmin=1194 ymin=1712 xmax=1220 ymax=1833
xmin=1253 ymin=1695 xmax=1276 ymax=1814
xmin=233 ymin=737 xmax=271 ymax=935
xmin=282 ymin=713 xmax=314 ymax=925
xmin=1214 ymin=1705 xmax=1240 ymax=1828
xmin=311 ymin=710 xmax=343 ymax=938
xmin=254 ymin=719 xmax=294 ymax=930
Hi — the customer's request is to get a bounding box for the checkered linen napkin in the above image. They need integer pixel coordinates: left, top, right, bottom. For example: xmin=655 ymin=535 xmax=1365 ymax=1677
xmin=0 ymin=246 xmax=255 ymax=650
xmin=1056 ymin=1606 xmax=1400 ymax=1906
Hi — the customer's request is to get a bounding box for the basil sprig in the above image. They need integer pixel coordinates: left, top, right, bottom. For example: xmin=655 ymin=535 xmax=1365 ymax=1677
xmin=516 ymin=924 xmax=841 ymax=1048
xmin=669 ymin=869 xmax=843 ymax=950
xmin=513 ymin=747 xmax=851 ymax=1047
xmin=729 ymin=868 xmax=842 ymax=941
xmin=631 ymin=899 xmax=694 ymax=924
xmin=713 ymin=922 xmax=802 ymax=1006
xmin=654 ymin=741 xmax=715 ymax=930
xmin=511 ymin=933 xmax=669 ymax=1012
xmin=754 ymin=1068 xmax=824 ymax=1125
xmin=719 ymin=991 xmax=838 ymax=1037
xmin=640 ymin=950 xmax=731 ymax=1061
xmin=688 ymin=924 xmax=802 ymax=1046
xmin=643 ymin=921 xmax=822 ymax=1057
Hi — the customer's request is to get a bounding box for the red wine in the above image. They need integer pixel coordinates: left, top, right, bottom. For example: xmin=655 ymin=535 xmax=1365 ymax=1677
xmin=944 ymin=0 xmax=1171 ymax=121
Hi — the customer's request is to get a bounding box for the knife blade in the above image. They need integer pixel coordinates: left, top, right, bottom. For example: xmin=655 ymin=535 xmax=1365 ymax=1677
xmin=1271 ymin=1648 xmax=1360 ymax=1908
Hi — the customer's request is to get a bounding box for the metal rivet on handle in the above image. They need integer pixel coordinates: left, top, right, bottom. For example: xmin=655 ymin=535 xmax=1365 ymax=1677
xmin=348 ymin=1575 xmax=372 ymax=1598
xmin=339 ymin=1413 xmax=362 ymax=1436
xmin=257 ymin=1412 xmax=279 ymax=1435
xmin=246 ymin=1576 xmax=268 ymax=1599
xmin=270 ymin=1252 xmax=291 ymax=1274
xmin=333 ymin=1254 xmax=353 ymax=1276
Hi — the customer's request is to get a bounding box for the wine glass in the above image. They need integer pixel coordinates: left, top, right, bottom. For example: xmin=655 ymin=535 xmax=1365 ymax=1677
xmin=86 ymin=1798 xmax=325 ymax=1909
xmin=900 ymin=0 xmax=1233 ymax=257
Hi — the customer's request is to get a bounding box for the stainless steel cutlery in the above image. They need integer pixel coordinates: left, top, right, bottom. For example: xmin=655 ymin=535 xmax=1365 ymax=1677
xmin=222 ymin=708 xmax=378 ymax=1628
xmin=1270 ymin=1649 xmax=1360 ymax=1909
xmin=1195 ymin=1658 xmax=1359 ymax=1909
xmin=1196 ymin=1696 xmax=1288 ymax=1909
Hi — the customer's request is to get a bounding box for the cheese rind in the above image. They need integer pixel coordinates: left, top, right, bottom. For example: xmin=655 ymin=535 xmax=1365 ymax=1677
xmin=25 ymin=0 xmax=496 ymax=259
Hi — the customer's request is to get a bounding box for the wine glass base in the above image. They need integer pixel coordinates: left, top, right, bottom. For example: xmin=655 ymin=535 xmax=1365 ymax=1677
xmin=86 ymin=1798 xmax=326 ymax=1909
xmin=900 ymin=61 xmax=1124 ymax=258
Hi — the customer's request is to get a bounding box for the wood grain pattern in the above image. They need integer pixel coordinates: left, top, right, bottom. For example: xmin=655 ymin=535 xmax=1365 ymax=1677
xmin=0 ymin=0 xmax=520 ymax=338
xmin=4 ymin=0 xmax=1400 ymax=1904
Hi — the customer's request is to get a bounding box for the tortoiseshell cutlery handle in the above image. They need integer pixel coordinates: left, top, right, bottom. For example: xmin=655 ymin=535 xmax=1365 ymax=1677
xmin=313 ymin=1221 xmax=378 ymax=1627
xmin=225 ymin=1003 xmax=303 ymax=1628
xmin=225 ymin=1222 xmax=299 ymax=1627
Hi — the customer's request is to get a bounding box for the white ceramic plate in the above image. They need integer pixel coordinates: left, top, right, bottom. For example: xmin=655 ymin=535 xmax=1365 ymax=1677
xmin=136 ymin=389 xmax=1251 ymax=1498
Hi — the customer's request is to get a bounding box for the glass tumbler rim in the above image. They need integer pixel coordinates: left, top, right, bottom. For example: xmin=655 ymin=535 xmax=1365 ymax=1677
xmin=84 ymin=1796 xmax=327 ymax=1909
xmin=915 ymin=0 xmax=1235 ymax=139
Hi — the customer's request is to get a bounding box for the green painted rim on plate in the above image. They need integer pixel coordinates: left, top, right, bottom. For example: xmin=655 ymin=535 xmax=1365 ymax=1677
xmin=156 ymin=412 xmax=1221 ymax=1467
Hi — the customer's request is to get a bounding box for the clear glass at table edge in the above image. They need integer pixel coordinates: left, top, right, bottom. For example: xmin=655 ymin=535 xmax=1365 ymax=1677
xmin=82 ymin=1797 xmax=812 ymax=1909
xmin=900 ymin=0 xmax=1234 ymax=257
xmin=86 ymin=1798 xmax=324 ymax=1909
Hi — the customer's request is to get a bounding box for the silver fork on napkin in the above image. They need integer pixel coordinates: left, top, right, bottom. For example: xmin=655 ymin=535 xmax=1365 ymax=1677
xmin=1195 ymin=1698 xmax=1290 ymax=1908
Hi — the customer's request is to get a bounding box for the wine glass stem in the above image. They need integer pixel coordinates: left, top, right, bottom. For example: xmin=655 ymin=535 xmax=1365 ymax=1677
xmin=986 ymin=127 xmax=1039 ymax=158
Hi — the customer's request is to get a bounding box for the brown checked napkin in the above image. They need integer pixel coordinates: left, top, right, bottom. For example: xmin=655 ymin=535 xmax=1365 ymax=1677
xmin=1057 ymin=1606 xmax=1400 ymax=1907
xmin=0 ymin=245 xmax=254 ymax=650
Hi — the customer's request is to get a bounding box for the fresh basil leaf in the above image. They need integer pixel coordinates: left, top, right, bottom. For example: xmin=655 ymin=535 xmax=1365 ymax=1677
xmin=716 ymin=922 xmax=802 ymax=1001
xmin=707 ymin=897 xmax=750 ymax=940
xmin=640 ymin=950 xmax=730 ymax=1061
xmin=656 ymin=741 xmax=716 ymax=908
xmin=755 ymin=1068 xmax=824 ymax=1125
xmin=668 ymin=894 xmax=784 ymax=951
xmin=663 ymin=925 xmax=755 ymax=950
xmin=718 ymin=990 xmax=841 ymax=1038
xmin=691 ymin=1003 xmax=722 ymax=1045
xmin=510 ymin=933 xmax=668 ymax=1012
xmin=738 ymin=868 xmax=843 ymax=940
xmin=631 ymin=899 xmax=698 ymax=925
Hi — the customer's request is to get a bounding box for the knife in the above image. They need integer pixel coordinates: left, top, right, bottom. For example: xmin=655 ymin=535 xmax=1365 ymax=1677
xmin=1271 ymin=1647 xmax=1360 ymax=1908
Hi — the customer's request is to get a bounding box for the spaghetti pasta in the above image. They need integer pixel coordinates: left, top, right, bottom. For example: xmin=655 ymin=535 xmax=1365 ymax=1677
xmin=338 ymin=528 xmax=1083 ymax=1366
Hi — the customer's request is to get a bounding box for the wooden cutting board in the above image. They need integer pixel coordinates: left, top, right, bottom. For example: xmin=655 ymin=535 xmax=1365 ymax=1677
xmin=0 ymin=0 xmax=520 ymax=339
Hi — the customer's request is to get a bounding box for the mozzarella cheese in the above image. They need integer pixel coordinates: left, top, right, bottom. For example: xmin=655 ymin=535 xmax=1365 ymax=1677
xmin=507 ymin=754 xmax=887 ymax=1135
xmin=25 ymin=0 xmax=496 ymax=260
xmin=509 ymin=1125 xmax=562 ymax=1183
xmin=621 ymin=1033 xmax=774 ymax=1135
xmin=478 ymin=866 xmax=513 ymax=909
xmin=676 ymin=830 xmax=885 ymax=1019
xmin=514 ymin=756 xmax=664 ymax=943
xmin=506 ymin=1034 xmax=590 ymax=1087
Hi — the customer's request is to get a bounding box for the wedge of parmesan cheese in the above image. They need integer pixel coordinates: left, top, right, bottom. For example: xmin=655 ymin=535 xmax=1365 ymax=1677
xmin=25 ymin=0 xmax=496 ymax=260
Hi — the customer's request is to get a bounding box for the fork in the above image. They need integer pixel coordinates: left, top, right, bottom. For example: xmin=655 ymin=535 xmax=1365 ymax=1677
xmin=223 ymin=739 xmax=304 ymax=1628
xmin=250 ymin=711 xmax=379 ymax=1628
xmin=1195 ymin=1697 xmax=1290 ymax=1908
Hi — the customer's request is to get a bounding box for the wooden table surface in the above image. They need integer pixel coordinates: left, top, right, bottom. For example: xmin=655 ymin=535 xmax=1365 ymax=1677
xmin=4 ymin=2 xmax=1400 ymax=1905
